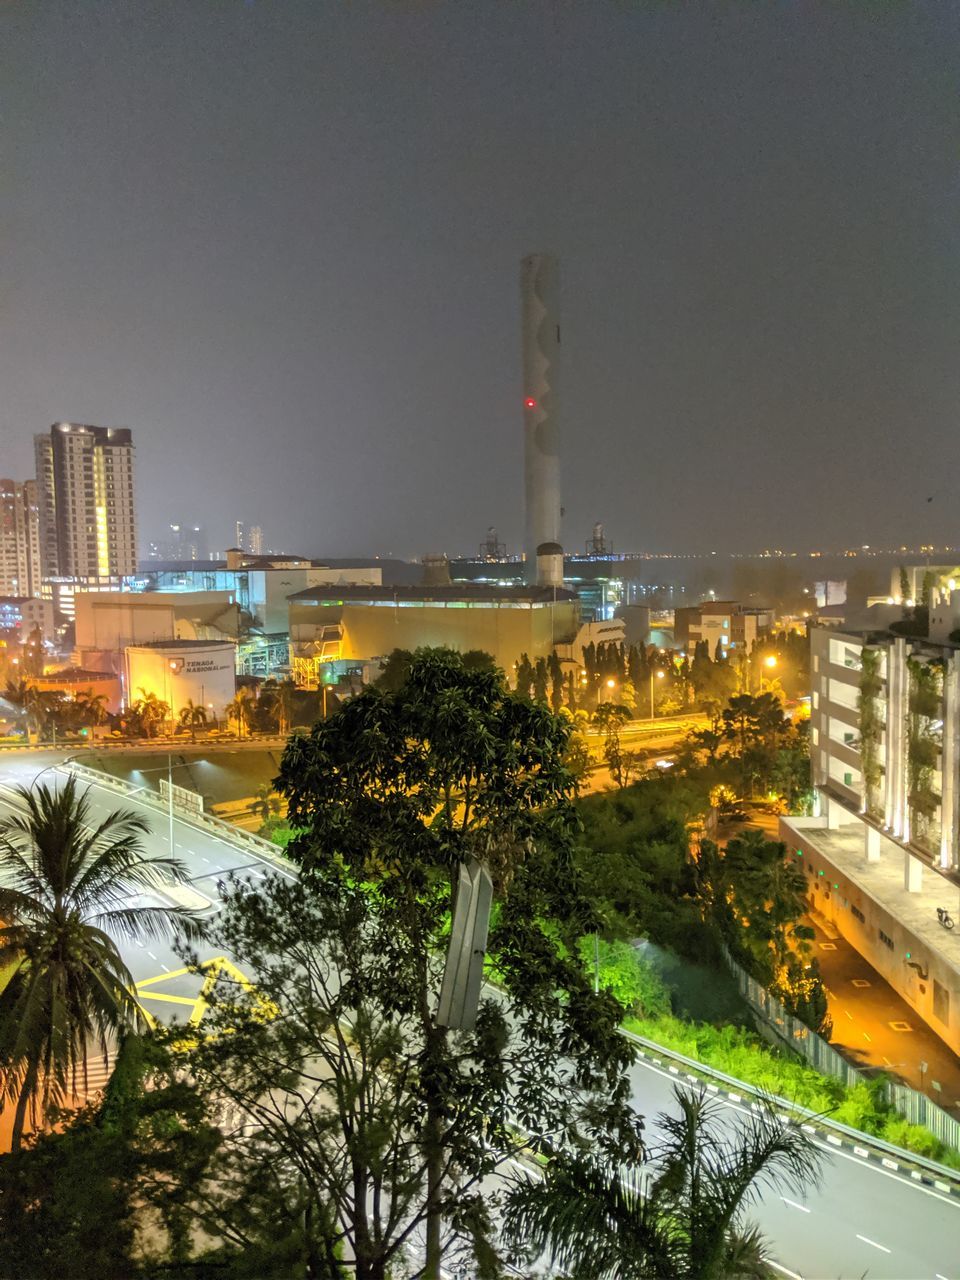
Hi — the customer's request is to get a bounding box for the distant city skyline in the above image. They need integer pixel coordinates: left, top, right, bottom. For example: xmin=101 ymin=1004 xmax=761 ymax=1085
xmin=3 ymin=4 xmax=957 ymax=558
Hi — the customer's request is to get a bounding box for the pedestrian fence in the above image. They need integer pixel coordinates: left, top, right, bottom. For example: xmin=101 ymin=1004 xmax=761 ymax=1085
xmin=718 ymin=943 xmax=960 ymax=1154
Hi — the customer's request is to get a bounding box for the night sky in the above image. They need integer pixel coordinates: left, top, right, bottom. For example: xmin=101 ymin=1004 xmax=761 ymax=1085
xmin=3 ymin=2 xmax=958 ymax=559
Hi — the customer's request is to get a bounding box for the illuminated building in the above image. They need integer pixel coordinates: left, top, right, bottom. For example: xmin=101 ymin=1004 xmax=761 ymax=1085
xmin=674 ymin=600 xmax=774 ymax=655
xmin=288 ymin=582 xmax=579 ymax=688
xmin=34 ymin=423 xmax=137 ymax=586
xmin=74 ymin=590 xmax=240 ymax=674
xmin=782 ymin=626 xmax=960 ymax=1054
xmin=125 ymin=639 xmax=236 ymax=719
xmin=0 ymin=478 xmax=41 ymax=597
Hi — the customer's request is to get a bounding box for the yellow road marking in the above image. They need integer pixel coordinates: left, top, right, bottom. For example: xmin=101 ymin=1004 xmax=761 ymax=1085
xmin=133 ymin=956 xmax=260 ymax=1026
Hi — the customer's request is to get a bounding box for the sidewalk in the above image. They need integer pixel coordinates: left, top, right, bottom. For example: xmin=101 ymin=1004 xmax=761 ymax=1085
xmin=807 ymin=913 xmax=960 ymax=1108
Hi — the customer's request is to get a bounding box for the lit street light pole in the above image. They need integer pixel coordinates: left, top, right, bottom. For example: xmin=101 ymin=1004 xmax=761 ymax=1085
xmin=758 ymin=653 xmax=777 ymax=695
xmin=649 ymin=668 xmax=665 ymax=721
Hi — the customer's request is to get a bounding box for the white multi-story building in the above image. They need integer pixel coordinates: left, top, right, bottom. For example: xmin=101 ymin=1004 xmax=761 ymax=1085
xmin=0 ymin=478 xmax=41 ymax=597
xmin=782 ymin=625 xmax=960 ymax=1054
xmin=34 ymin=423 xmax=137 ymax=585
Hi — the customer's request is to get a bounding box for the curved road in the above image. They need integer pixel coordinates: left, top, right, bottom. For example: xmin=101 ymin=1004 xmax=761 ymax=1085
xmin=0 ymin=753 xmax=957 ymax=1280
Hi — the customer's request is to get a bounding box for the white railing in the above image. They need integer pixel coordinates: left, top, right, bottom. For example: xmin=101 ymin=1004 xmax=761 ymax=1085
xmin=60 ymin=760 xmax=299 ymax=879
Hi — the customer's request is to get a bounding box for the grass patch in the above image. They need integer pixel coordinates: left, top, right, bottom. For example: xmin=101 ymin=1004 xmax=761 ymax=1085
xmin=597 ymin=941 xmax=960 ymax=1169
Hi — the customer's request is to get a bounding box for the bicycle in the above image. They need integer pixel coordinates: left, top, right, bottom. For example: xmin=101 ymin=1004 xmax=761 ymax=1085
xmin=936 ymin=906 xmax=955 ymax=930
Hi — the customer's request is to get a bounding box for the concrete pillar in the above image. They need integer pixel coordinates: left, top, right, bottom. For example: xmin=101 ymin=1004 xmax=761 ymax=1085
xmin=904 ymin=851 xmax=923 ymax=893
xmin=827 ymin=793 xmax=843 ymax=829
xmin=885 ymin=638 xmax=909 ymax=840
xmin=865 ymin=825 xmax=881 ymax=864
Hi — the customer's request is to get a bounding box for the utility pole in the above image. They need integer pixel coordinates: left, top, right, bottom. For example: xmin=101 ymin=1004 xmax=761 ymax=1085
xmin=167 ymin=752 xmax=174 ymax=856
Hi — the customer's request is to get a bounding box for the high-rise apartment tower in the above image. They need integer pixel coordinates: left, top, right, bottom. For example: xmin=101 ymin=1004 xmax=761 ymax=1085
xmin=0 ymin=478 xmax=41 ymax=597
xmin=34 ymin=423 xmax=137 ymax=582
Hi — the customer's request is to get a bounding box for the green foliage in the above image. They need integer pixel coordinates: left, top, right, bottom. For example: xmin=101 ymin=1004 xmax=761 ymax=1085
xmin=697 ymin=830 xmax=830 ymax=1035
xmin=0 ymin=778 xmax=201 ymax=1150
xmin=0 ymin=1034 xmax=219 ymax=1279
xmin=858 ymin=648 xmax=884 ymax=817
xmin=580 ymin=937 xmax=672 ymax=1018
xmin=906 ymin=658 xmax=943 ymax=850
xmin=275 ymin=648 xmax=642 ymax=1274
xmin=575 ymin=779 xmax=705 ymax=955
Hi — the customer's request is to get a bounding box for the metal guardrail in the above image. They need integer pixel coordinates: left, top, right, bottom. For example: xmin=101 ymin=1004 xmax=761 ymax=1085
xmin=54 ymin=761 xmax=960 ymax=1190
xmin=621 ymin=1026 xmax=960 ymax=1189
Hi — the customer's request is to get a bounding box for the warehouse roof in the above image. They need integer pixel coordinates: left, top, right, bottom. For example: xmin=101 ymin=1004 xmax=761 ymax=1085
xmin=287 ymin=583 xmax=577 ymax=605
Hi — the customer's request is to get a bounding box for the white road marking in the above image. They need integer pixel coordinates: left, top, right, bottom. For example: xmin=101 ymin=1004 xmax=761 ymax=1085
xmin=856 ymin=1234 xmax=891 ymax=1254
xmin=766 ymin=1262 xmax=803 ymax=1280
xmin=160 ymin=964 xmax=170 ymax=973
xmin=780 ymin=1197 xmax=810 ymax=1213
xmin=147 ymin=951 xmax=157 ymax=960
xmin=813 ymin=1139 xmax=959 ymax=1207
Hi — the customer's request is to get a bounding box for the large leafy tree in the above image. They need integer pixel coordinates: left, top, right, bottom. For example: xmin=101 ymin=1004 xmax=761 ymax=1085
xmin=0 ymin=1033 xmax=215 ymax=1280
xmin=276 ymin=648 xmax=641 ymax=1277
xmin=504 ymin=1084 xmax=821 ymax=1280
xmin=0 ymin=777 xmax=200 ymax=1149
xmin=593 ymin=702 xmax=633 ymax=788
xmin=696 ymin=830 xmax=828 ymax=1035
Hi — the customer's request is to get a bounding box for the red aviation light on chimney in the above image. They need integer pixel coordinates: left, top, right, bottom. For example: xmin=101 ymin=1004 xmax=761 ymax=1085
xmin=524 ymin=396 xmax=537 ymax=409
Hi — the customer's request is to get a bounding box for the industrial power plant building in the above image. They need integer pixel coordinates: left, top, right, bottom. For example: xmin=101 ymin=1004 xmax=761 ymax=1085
xmin=125 ymin=639 xmax=236 ymax=720
xmin=287 ymin=582 xmax=578 ymax=688
xmin=781 ymin=625 xmax=960 ymax=1055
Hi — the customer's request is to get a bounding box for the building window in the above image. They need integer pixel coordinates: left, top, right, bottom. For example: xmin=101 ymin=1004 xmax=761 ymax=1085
xmin=843 ymin=771 xmax=854 ymax=786
xmin=851 ymin=905 xmax=865 ymax=923
xmin=933 ymin=980 xmax=950 ymax=1026
xmin=879 ymin=929 xmax=894 ymax=950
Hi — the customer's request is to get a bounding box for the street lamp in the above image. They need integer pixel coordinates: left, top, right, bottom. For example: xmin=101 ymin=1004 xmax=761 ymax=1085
xmin=759 ymin=654 xmax=777 ymax=695
xmin=649 ymin=669 xmax=665 ymax=721
xmin=126 ymin=757 xmax=178 ymax=856
xmin=604 ymin=677 xmax=616 ymax=706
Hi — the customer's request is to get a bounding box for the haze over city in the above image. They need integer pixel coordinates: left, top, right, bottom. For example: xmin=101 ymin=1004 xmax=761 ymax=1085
xmin=4 ymin=1 xmax=958 ymax=556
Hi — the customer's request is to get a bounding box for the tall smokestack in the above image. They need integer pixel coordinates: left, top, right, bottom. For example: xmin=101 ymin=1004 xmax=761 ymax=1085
xmin=521 ymin=253 xmax=562 ymax=584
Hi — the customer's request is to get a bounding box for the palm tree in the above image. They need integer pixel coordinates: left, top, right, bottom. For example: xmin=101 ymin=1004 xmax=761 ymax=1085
xmin=504 ymin=1084 xmax=821 ymax=1280
xmin=225 ymin=686 xmax=253 ymax=739
xmin=0 ymin=777 xmax=202 ymax=1150
xmin=3 ymin=679 xmax=47 ymax=742
xmin=178 ymin=698 xmax=208 ymax=741
xmin=260 ymin=678 xmax=296 ymax=736
xmin=133 ymin=689 xmax=170 ymax=739
xmin=250 ymin=783 xmax=283 ymax=835
xmin=73 ymin=689 xmax=109 ymax=729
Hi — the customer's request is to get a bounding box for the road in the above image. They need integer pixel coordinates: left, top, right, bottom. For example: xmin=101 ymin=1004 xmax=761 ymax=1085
xmin=0 ymin=753 xmax=957 ymax=1280
xmin=808 ymin=913 xmax=960 ymax=1106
